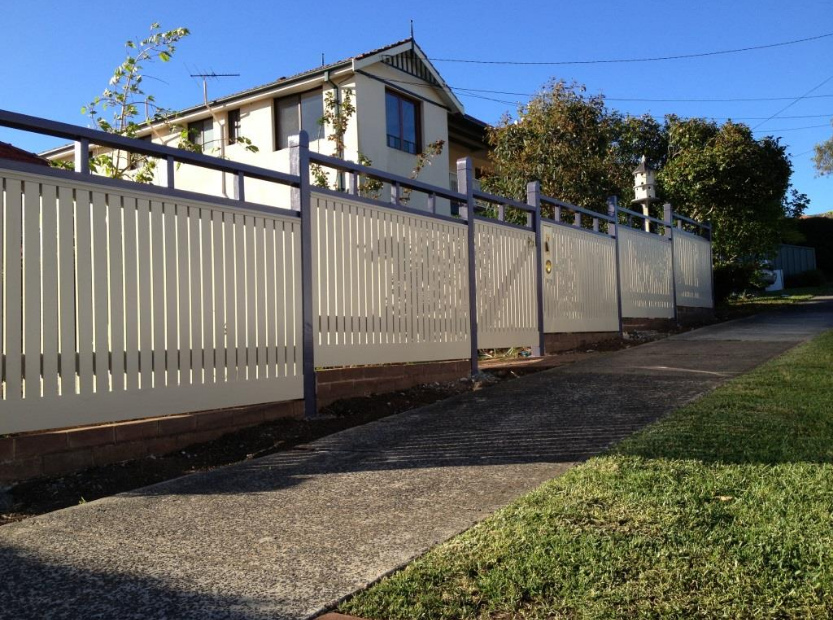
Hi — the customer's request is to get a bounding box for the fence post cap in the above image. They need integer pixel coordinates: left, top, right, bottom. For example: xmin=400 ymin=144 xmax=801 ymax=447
xmin=289 ymin=130 xmax=310 ymax=148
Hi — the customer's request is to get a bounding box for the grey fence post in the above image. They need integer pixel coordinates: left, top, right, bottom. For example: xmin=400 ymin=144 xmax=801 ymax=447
xmin=608 ymin=196 xmax=624 ymax=338
xmin=457 ymin=157 xmax=479 ymax=375
xmin=73 ymin=139 xmax=89 ymax=174
xmin=165 ymin=156 xmax=175 ymax=190
xmin=290 ymin=131 xmax=317 ymax=417
xmin=706 ymin=221 xmax=716 ymax=309
xmin=236 ymin=171 xmax=245 ymax=202
xmin=664 ymin=203 xmax=679 ymax=325
xmin=527 ymin=181 xmax=546 ymax=357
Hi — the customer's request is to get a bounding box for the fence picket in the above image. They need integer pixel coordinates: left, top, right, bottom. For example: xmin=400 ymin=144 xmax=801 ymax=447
xmin=108 ymin=196 xmax=125 ymax=392
xmin=24 ymin=181 xmax=41 ymax=398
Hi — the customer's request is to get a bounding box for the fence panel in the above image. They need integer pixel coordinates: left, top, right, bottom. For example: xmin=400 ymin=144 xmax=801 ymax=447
xmin=312 ymin=192 xmax=470 ymax=366
xmin=618 ymin=226 xmax=674 ymax=319
xmin=474 ymin=219 xmax=539 ymax=349
xmin=542 ymin=223 xmax=619 ymax=332
xmin=0 ymin=166 xmax=303 ymax=435
xmin=674 ymin=230 xmax=713 ymax=308
xmin=774 ymin=243 xmax=817 ymax=278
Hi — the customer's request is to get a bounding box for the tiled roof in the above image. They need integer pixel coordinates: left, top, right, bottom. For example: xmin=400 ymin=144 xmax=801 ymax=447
xmin=0 ymin=141 xmax=49 ymax=166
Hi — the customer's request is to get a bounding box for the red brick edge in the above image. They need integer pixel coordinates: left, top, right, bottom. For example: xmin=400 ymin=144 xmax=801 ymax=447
xmin=1 ymin=360 xmax=471 ymax=484
xmin=0 ymin=401 xmax=303 ymax=484
xmin=544 ymin=331 xmax=620 ymax=355
xmin=317 ymin=360 xmax=470 ymax=407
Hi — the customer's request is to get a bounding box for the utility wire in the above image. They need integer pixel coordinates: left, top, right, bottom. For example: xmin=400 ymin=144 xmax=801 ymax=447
xmin=384 ymin=76 xmax=833 ymax=104
xmin=455 ymin=86 xmax=833 ymax=104
xmin=454 ymin=90 xmax=833 ymax=121
xmin=429 ymin=31 xmax=833 ymax=65
xmin=753 ymin=73 xmax=833 ymax=129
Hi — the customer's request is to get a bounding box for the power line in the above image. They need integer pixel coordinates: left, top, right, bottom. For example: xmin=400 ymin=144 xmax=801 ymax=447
xmin=429 ymin=31 xmax=833 ymax=65
xmin=384 ymin=76 xmax=833 ymax=104
xmin=753 ymin=73 xmax=833 ymax=129
xmin=453 ymin=86 xmax=833 ymax=104
xmin=454 ymin=90 xmax=833 ymax=121
xmin=752 ymin=123 xmax=832 ymax=132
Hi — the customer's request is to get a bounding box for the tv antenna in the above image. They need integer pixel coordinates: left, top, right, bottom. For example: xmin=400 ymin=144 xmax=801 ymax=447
xmin=189 ymin=71 xmax=240 ymax=102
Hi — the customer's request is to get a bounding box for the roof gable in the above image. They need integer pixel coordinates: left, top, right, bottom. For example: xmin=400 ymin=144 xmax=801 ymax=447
xmin=354 ymin=40 xmax=464 ymax=114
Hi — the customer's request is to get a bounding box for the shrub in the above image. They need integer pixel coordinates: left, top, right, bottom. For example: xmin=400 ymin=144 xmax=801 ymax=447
xmin=714 ymin=263 xmax=759 ymax=302
xmin=785 ymin=269 xmax=826 ymax=289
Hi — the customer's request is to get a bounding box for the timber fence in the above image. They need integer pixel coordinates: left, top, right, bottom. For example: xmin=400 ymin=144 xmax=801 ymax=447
xmin=0 ymin=109 xmax=712 ymax=435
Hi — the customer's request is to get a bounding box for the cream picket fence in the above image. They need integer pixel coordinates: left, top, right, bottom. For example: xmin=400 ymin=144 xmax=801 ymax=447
xmin=618 ymin=226 xmax=675 ymax=319
xmin=474 ymin=219 xmax=540 ymax=349
xmin=674 ymin=229 xmax=713 ymax=308
xmin=0 ymin=167 xmax=303 ymax=434
xmin=311 ymin=192 xmax=470 ymax=366
xmin=541 ymin=223 xmax=619 ymax=333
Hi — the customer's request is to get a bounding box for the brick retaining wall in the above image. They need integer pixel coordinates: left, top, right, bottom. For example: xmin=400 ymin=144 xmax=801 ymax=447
xmin=1 ymin=360 xmax=470 ymax=484
xmin=544 ymin=332 xmax=621 ymax=354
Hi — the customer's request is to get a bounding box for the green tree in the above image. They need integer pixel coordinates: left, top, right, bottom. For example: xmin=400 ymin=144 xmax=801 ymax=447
xmin=659 ymin=118 xmax=795 ymax=264
xmin=79 ymin=22 xmax=256 ymax=182
xmin=812 ymin=122 xmax=833 ymax=176
xmin=81 ymin=23 xmax=190 ymax=181
xmin=483 ymin=80 xmax=665 ymax=214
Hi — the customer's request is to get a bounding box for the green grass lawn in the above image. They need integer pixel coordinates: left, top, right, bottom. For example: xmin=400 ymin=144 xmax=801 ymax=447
xmin=341 ymin=331 xmax=833 ymax=619
xmin=719 ymin=285 xmax=833 ymax=319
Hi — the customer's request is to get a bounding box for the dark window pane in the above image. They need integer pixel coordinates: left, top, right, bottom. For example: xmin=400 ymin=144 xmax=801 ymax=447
xmin=276 ymin=95 xmax=299 ymax=150
xmin=202 ymin=119 xmax=214 ymax=150
xmin=187 ymin=119 xmax=213 ymax=151
xmin=402 ymin=99 xmax=416 ymax=146
xmin=301 ymin=91 xmax=323 ymax=140
xmin=386 ymin=91 xmax=419 ymax=154
xmin=227 ymin=109 xmax=240 ymax=144
xmin=386 ymin=92 xmax=400 ymax=144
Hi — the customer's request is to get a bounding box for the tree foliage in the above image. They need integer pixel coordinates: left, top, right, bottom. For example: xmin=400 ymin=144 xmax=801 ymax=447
xmin=483 ymin=80 xmax=802 ymax=265
xmin=82 ymin=23 xmax=190 ymax=181
xmin=659 ymin=118 xmax=795 ymax=264
xmin=79 ymin=22 xmax=256 ymax=182
xmin=483 ymin=81 xmax=665 ymax=213
xmin=813 ymin=123 xmax=833 ymax=176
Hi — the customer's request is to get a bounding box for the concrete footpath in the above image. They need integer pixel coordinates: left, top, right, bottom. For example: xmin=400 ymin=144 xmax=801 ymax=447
xmin=2 ymin=298 xmax=831 ymax=620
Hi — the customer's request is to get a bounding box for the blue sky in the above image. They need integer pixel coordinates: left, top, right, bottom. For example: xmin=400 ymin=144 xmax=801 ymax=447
xmin=1 ymin=1 xmax=831 ymax=213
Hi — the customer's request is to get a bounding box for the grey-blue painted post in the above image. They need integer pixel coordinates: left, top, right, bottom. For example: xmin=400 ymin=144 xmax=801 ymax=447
xmin=73 ymin=139 xmax=89 ymax=174
xmin=347 ymin=171 xmax=358 ymax=195
xmin=608 ymin=196 xmax=625 ymax=338
xmin=236 ymin=171 xmax=245 ymax=202
xmin=664 ymin=203 xmax=679 ymax=325
xmin=290 ymin=131 xmax=317 ymax=417
xmin=166 ymin=156 xmax=175 ymax=190
xmin=457 ymin=157 xmax=479 ymax=375
xmin=527 ymin=181 xmax=546 ymax=358
xmin=707 ymin=220 xmax=716 ymax=309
